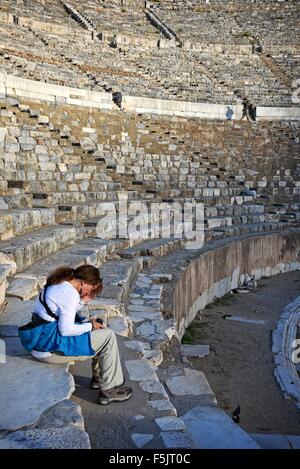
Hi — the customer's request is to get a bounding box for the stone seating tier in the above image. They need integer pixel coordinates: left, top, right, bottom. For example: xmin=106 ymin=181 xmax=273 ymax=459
xmin=1 ymin=98 xmax=299 ymax=207
xmin=0 ymin=2 xmax=299 ymax=106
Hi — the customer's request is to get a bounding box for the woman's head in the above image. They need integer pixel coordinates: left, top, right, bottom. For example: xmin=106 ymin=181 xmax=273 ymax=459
xmin=46 ymin=265 xmax=103 ymax=298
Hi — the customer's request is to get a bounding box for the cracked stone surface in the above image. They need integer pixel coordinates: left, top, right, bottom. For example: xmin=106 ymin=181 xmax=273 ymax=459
xmin=108 ymin=317 xmax=130 ymax=336
xmin=0 ymin=356 xmax=74 ymax=431
xmin=182 ymin=406 xmax=260 ymax=449
xmin=135 ymin=319 xmax=175 ymax=341
xmin=140 ymin=380 xmax=169 ymax=399
xmin=155 ymin=416 xmax=185 ymax=431
xmin=165 ymin=368 xmax=217 ymax=401
xmin=125 ymin=359 xmax=157 ymax=381
xmin=0 ymin=426 xmax=91 ymax=449
xmin=149 ymin=400 xmax=177 ymax=416
xmin=124 ymin=340 xmax=151 ymax=353
xmin=6 ymin=276 xmax=38 ymax=301
xmin=160 ymin=431 xmax=198 ymax=448
xmin=35 ymin=400 xmax=85 ymax=430
xmin=0 ymin=299 xmax=35 ymax=337
xmin=131 ymin=433 xmax=153 ymax=448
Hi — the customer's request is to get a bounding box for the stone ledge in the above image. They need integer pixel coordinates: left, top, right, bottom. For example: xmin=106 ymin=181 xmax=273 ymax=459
xmin=272 ymin=296 xmax=300 ymax=407
xmin=174 ymin=229 xmax=300 ymax=340
xmin=1 ymin=73 xmax=299 ymax=121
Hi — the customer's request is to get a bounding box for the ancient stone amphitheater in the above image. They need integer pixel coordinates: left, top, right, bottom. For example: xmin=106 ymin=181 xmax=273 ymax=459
xmin=0 ymin=0 xmax=299 ymax=450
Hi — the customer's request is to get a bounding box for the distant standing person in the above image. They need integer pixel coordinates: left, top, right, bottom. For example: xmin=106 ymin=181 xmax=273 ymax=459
xmin=240 ymin=96 xmax=250 ymax=120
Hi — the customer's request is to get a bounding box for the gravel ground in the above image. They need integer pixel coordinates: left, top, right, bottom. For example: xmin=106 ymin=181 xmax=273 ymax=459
xmin=155 ymin=269 xmax=300 ymax=435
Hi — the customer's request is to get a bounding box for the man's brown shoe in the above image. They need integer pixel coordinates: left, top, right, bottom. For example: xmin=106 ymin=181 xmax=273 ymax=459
xmin=98 ymin=386 xmax=133 ymax=405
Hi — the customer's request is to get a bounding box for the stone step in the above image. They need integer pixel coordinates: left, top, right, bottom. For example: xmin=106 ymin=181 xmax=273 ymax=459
xmin=0 ymin=208 xmax=56 ymax=241
xmin=0 ymin=225 xmax=89 ymax=274
xmin=0 ymin=194 xmax=33 ymax=209
xmin=81 ymin=207 xmax=172 ymax=228
xmin=100 ymin=257 xmax=143 ymax=304
xmin=5 ymin=237 xmax=127 ymax=300
xmin=196 ymin=195 xmax=255 ymax=206
xmin=118 ymin=238 xmax=185 ymax=259
xmin=280 ymin=213 xmax=298 ymax=222
xmin=207 ymin=221 xmax=287 ymax=240
xmin=30 ymin=190 xmax=142 ymax=208
xmin=264 ymin=213 xmax=281 ymax=222
xmin=181 ymin=406 xmax=260 ymax=449
xmin=6 ymin=236 xmax=142 ymax=310
xmin=204 ymin=216 xmax=233 ymax=229
xmin=197 ymin=186 xmax=254 ymax=197
xmin=204 ymin=204 xmax=265 ymax=218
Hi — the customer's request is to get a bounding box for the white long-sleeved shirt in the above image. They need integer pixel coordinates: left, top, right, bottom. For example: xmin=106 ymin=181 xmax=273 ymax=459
xmin=34 ymin=281 xmax=92 ymax=337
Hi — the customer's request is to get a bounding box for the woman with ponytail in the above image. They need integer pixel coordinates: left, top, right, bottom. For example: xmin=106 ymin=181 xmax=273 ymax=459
xmin=19 ymin=265 xmax=132 ymax=405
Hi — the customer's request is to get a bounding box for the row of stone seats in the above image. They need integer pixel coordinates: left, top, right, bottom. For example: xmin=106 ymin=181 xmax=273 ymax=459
xmin=2 ymin=95 xmax=297 ymax=205
xmin=0 ymin=5 xmax=298 ymax=106
xmin=72 ymin=0 xmax=157 ymax=37
xmin=191 ymin=51 xmax=293 ymax=106
xmin=0 ymin=0 xmax=73 ymax=27
xmin=149 ymin=6 xmax=249 ymax=45
xmin=149 ymin=0 xmax=300 ymax=46
xmin=3 ymin=96 xmax=293 ymax=238
xmin=225 ymin=1 xmax=300 ymax=46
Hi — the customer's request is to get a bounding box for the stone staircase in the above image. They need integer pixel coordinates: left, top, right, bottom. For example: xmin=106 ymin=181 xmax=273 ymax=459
xmin=59 ymin=0 xmax=96 ymax=32
xmin=145 ymin=7 xmax=181 ymax=46
xmin=258 ymin=52 xmax=293 ymax=91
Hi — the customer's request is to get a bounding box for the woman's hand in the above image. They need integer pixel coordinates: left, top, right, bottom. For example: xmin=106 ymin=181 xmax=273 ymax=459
xmin=91 ymin=317 xmax=105 ymax=330
xmin=81 ymin=294 xmax=92 ymax=304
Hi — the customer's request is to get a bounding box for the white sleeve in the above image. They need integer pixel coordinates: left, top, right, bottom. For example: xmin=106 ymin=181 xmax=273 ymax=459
xmin=56 ymin=290 xmax=92 ymax=337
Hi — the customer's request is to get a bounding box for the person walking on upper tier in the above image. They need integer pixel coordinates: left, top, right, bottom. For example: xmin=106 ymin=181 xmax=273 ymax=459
xmin=19 ymin=265 xmax=132 ymax=405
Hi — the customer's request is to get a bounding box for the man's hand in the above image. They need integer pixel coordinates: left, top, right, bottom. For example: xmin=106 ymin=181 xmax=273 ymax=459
xmin=91 ymin=317 xmax=105 ymax=330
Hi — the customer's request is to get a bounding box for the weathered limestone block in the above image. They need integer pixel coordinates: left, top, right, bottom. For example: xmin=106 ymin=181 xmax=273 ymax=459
xmin=0 ymin=264 xmax=11 ymax=306
xmin=149 ymin=399 xmax=177 ymax=416
xmin=0 ymin=426 xmax=91 ymax=449
xmin=34 ymin=400 xmax=85 ymax=431
xmin=88 ymin=297 xmax=125 ymax=317
xmin=0 ymin=356 xmax=74 ymax=431
xmin=0 ymin=254 xmax=17 ymax=276
xmin=108 ymin=316 xmax=131 ymax=336
xmin=0 ymin=128 xmax=8 ymax=148
xmin=6 ymin=275 xmax=39 ymax=301
xmin=181 ymin=406 xmax=260 ymax=449
xmin=125 ymin=359 xmax=157 ymax=381
xmin=165 ymin=368 xmax=217 ymax=403
xmin=155 ymin=416 xmax=185 ymax=431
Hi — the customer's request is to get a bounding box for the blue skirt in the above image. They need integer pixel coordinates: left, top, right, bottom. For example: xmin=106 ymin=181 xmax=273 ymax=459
xmin=18 ymin=314 xmax=95 ymax=357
